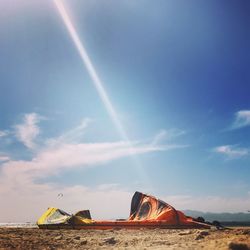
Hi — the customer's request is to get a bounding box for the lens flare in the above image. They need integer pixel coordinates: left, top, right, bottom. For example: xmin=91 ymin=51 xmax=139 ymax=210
xmin=54 ymin=0 xmax=129 ymax=142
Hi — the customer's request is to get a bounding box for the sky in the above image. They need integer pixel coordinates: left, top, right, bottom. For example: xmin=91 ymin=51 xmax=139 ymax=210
xmin=0 ymin=0 xmax=250 ymax=222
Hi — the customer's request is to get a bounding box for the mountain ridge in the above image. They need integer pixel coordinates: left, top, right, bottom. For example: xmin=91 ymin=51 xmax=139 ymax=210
xmin=183 ymin=210 xmax=250 ymax=222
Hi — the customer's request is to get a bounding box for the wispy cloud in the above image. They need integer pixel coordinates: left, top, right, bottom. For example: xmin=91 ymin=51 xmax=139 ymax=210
xmin=14 ymin=113 xmax=42 ymax=150
xmin=2 ymin=114 xmax=172 ymax=182
xmin=1 ymin=141 xmax=165 ymax=183
xmin=0 ymin=155 xmax=10 ymax=162
xmin=214 ymin=145 xmax=249 ymax=159
xmin=0 ymin=130 xmax=9 ymax=138
xmin=231 ymin=110 xmax=250 ymax=129
xmin=151 ymin=128 xmax=186 ymax=145
xmin=151 ymin=130 xmax=167 ymax=145
xmin=47 ymin=118 xmax=92 ymax=146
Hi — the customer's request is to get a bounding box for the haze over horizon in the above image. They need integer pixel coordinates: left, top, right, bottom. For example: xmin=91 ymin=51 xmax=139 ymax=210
xmin=0 ymin=0 xmax=250 ymax=222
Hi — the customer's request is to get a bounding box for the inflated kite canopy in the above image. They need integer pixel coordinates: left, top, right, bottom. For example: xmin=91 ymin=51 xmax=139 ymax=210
xmin=37 ymin=191 xmax=210 ymax=229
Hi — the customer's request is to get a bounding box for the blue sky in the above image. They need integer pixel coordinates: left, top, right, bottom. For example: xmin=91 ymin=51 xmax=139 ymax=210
xmin=0 ymin=0 xmax=250 ymax=222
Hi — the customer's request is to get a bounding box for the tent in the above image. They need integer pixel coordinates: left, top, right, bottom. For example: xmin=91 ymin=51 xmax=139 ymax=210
xmin=37 ymin=191 xmax=210 ymax=229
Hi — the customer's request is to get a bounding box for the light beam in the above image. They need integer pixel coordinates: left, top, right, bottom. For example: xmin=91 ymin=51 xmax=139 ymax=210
xmin=54 ymin=0 xmax=129 ymax=142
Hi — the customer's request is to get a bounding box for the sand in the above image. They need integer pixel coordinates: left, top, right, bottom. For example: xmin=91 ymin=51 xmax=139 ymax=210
xmin=0 ymin=227 xmax=249 ymax=249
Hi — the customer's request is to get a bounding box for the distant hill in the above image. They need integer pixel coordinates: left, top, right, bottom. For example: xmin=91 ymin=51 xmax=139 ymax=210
xmin=183 ymin=210 xmax=250 ymax=222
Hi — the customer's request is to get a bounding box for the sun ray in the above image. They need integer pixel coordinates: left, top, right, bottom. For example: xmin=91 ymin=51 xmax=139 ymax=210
xmin=54 ymin=0 xmax=129 ymax=142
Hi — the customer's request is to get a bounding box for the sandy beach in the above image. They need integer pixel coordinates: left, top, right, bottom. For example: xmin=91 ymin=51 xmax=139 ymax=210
xmin=0 ymin=227 xmax=249 ymax=250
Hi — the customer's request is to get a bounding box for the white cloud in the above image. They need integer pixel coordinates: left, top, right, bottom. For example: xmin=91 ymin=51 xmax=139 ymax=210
xmin=47 ymin=118 xmax=92 ymax=146
xmin=151 ymin=128 xmax=186 ymax=145
xmin=214 ymin=145 xmax=249 ymax=159
xmin=0 ymin=130 xmax=9 ymax=138
xmin=151 ymin=130 xmax=167 ymax=145
xmin=1 ymin=141 xmax=165 ymax=183
xmin=232 ymin=110 xmax=250 ymax=129
xmin=14 ymin=113 xmax=42 ymax=150
xmin=0 ymin=155 xmax=10 ymax=162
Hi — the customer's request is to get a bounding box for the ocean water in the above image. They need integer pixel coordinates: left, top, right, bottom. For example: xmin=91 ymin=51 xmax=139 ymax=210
xmin=0 ymin=223 xmax=37 ymax=228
